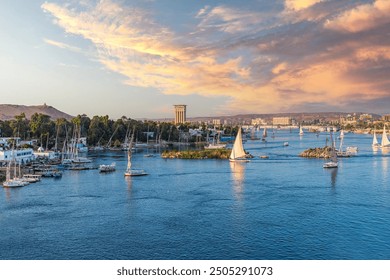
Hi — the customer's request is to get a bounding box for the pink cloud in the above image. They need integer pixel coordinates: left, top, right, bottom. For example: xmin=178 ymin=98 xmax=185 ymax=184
xmin=325 ymin=0 xmax=390 ymax=33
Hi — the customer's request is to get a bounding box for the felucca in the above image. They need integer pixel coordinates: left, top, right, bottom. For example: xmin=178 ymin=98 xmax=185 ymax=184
xmin=372 ymin=131 xmax=380 ymax=147
xmin=299 ymin=126 xmax=304 ymax=136
xmin=381 ymin=125 xmax=390 ymax=148
xmin=124 ymin=130 xmax=147 ymax=176
xmin=229 ymin=127 xmax=250 ymax=162
xmin=323 ymin=130 xmax=338 ymax=168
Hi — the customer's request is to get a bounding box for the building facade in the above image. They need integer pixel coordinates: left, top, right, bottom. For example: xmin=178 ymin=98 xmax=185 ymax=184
xmin=251 ymin=118 xmax=266 ymax=126
xmin=174 ymin=105 xmax=187 ymax=124
xmin=0 ymin=148 xmax=34 ymax=164
xmin=272 ymin=117 xmax=292 ymax=126
xmin=212 ymin=119 xmax=221 ymax=126
xmin=382 ymin=114 xmax=390 ymax=122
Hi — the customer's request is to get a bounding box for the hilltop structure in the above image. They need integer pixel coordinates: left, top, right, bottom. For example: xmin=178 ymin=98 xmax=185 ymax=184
xmin=0 ymin=104 xmax=73 ymax=121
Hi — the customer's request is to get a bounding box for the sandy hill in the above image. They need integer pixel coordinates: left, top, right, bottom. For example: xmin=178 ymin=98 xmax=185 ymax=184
xmin=0 ymin=104 xmax=73 ymax=121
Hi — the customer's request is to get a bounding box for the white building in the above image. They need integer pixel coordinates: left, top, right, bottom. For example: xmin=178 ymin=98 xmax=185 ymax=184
xmin=212 ymin=119 xmax=221 ymax=126
xmin=251 ymin=118 xmax=266 ymax=126
xmin=0 ymin=137 xmax=21 ymax=148
xmin=0 ymin=148 xmax=34 ymax=164
xmin=273 ymin=117 xmax=292 ymax=126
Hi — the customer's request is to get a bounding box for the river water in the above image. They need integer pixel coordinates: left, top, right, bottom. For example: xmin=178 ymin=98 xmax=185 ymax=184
xmin=1 ymin=129 xmax=389 ymax=259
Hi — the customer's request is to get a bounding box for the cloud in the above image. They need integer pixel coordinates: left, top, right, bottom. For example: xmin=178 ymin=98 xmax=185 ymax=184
xmin=43 ymin=38 xmax=82 ymax=53
xmin=325 ymin=0 xmax=390 ymax=33
xmin=41 ymin=0 xmax=390 ymax=115
xmin=195 ymin=5 xmax=264 ymax=34
xmin=285 ymin=0 xmax=323 ymax=11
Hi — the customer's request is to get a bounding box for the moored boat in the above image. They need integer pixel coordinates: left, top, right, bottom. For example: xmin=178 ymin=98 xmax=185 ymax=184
xmin=99 ymin=163 xmax=116 ymax=173
xmin=124 ymin=129 xmax=148 ymax=177
xmin=323 ymin=131 xmax=338 ymax=169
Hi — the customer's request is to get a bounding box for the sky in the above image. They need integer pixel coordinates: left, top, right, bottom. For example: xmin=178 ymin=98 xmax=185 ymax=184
xmin=1 ymin=0 xmax=389 ymax=119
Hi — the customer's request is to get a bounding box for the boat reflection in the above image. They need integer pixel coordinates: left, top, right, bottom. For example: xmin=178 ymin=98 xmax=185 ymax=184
xmin=382 ymin=154 xmax=388 ymax=182
xmin=324 ymin=166 xmax=338 ymax=189
xmin=229 ymin=161 xmax=246 ymax=200
xmin=330 ymin=167 xmax=338 ymax=188
xmin=381 ymin=147 xmax=390 ymax=155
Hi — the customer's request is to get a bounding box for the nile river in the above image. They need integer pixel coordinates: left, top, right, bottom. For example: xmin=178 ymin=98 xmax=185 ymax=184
xmin=0 ymin=129 xmax=389 ymax=259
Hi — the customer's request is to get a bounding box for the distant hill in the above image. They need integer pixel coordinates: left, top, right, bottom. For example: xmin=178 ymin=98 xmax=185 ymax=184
xmin=0 ymin=104 xmax=73 ymax=121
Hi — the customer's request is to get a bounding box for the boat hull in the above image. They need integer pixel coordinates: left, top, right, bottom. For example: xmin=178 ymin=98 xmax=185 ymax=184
xmin=124 ymin=169 xmax=148 ymax=176
xmin=323 ymin=162 xmax=338 ymax=168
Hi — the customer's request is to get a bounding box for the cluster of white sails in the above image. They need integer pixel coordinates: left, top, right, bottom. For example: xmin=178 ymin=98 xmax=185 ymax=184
xmin=372 ymin=125 xmax=390 ymax=148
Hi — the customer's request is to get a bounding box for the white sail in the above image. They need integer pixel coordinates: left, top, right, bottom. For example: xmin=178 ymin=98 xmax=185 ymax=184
xmin=127 ymin=132 xmax=134 ymax=170
xmin=381 ymin=125 xmax=390 ymax=147
xmin=262 ymin=127 xmax=267 ymax=138
xmin=230 ymin=128 xmax=247 ymax=160
xmin=372 ymin=131 xmax=379 ymax=147
xmin=339 ymin=130 xmax=344 ymax=139
xmin=299 ymin=126 xmax=304 ymax=136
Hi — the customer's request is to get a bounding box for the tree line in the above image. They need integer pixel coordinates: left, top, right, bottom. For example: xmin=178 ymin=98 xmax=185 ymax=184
xmin=0 ymin=113 xmax=237 ymax=150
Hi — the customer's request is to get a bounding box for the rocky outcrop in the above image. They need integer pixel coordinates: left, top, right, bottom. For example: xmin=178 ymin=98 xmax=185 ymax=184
xmin=299 ymin=146 xmax=332 ymax=158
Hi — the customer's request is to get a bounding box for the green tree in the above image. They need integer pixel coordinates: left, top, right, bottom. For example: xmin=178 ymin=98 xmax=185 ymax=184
xmin=10 ymin=112 xmax=29 ymax=138
xmin=29 ymin=113 xmax=52 ymax=138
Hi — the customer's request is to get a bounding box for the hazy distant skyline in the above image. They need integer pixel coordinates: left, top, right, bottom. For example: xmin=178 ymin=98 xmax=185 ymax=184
xmin=1 ymin=0 xmax=389 ymax=119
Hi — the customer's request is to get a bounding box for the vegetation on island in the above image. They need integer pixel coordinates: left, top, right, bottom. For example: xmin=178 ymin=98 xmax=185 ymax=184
xmin=299 ymin=146 xmax=332 ymax=158
xmin=161 ymin=149 xmax=231 ymax=159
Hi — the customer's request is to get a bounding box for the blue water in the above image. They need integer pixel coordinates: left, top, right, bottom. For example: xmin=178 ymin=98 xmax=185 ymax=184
xmin=1 ymin=130 xmax=389 ymax=260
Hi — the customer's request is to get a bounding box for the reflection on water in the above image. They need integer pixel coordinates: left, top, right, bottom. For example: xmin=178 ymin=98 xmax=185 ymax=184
xmin=125 ymin=177 xmax=133 ymax=198
xmin=381 ymin=147 xmax=390 ymax=155
xmin=229 ymin=162 xmax=246 ymax=200
xmin=330 ymin=168 xmax=338 ymax=188
xmin=2 ymin=131 xmax=390 ymax=260
xmin=382 ymin=155 xmax=388 ymax=182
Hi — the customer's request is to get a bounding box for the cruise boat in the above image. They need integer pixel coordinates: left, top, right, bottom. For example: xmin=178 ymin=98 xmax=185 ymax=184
xmin=99 ymin=163 xmax=116 ymax=173
xmin=22 ymin=174 xmax=42 ymax=183
xmin=34 ymin=166 xmax=62 ymax=177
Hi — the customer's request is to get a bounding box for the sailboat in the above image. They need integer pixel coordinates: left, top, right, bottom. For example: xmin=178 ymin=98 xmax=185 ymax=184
xmin=2 ymin=160 xmax=29 ymax=188
xmin=124 ymin=131 xmax=147 ymax=176
xmin=323 ymin=131 xmax=338 ymax=168
xmin=144 ymin=126 xmax=156 ymax=157
xmin=229 ymin=127 xmax=250 ymax=162
xmin=261 ymin=127 xmax=267 ymax=141
xmin=372 ymin=130 xmax=380 ymax=147
xmin=299 ymin=126 xmax=304 ymax=136
xmin=336 ymin=129 xmax=351 ymax=157
xmin=337 ymin=130 xmax=344 ymax=140
xmin=381 ymin=125 xmax=390 ymax=148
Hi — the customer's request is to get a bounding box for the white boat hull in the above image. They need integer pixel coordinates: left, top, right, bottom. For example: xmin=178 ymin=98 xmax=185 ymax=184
xmin=124 ymin=169 xmax=148 ymax=176
xmin=323 ymin=161 xmax=338 ymax=168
